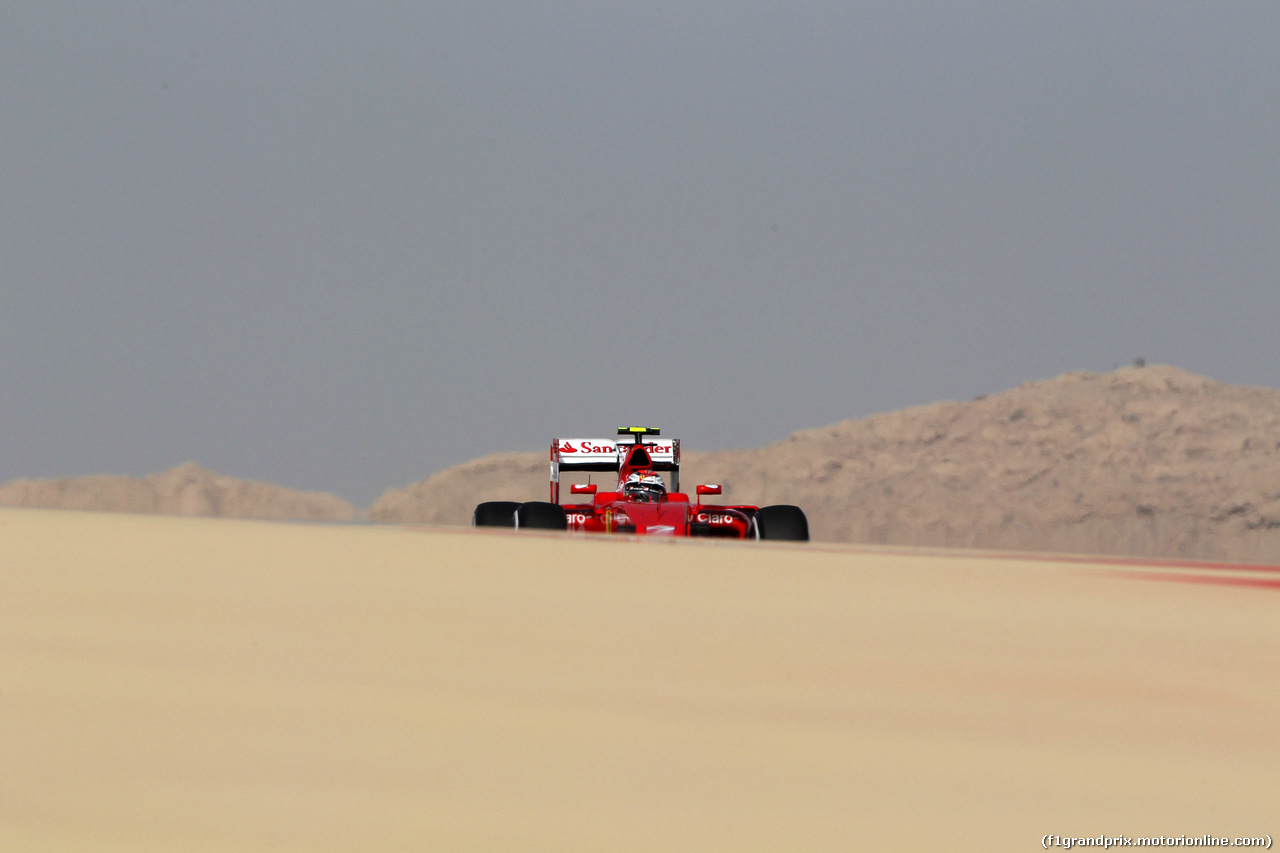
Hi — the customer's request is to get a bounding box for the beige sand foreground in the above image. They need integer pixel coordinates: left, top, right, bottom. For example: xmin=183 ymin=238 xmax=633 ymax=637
xmin=1 ymin=508 xmax=1276 ymax=851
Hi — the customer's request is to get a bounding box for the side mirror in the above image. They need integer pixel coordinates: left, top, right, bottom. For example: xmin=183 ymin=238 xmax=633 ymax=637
xmin=570 ymin=483 xmax=597 ymax=495
xmin=696 ymin=485 xmax=722 ymax=496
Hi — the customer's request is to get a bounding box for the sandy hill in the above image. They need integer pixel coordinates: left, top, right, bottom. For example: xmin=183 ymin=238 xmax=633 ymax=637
xmin=370 ymin=365 xmax=1280 ymax=562
xmin=0 ymin=461 xmax=355 ymax=522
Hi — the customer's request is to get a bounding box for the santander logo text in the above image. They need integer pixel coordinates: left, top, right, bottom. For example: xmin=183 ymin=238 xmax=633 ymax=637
xmin=559 ymin=441 xmax=616 ymax=454
xmin=558 ymin=440 xmax=673 ymax=455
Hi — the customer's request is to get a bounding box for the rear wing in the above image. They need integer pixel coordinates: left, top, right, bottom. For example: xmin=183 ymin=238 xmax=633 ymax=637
xmin=550 ymin=434 xmax=680 ymax=502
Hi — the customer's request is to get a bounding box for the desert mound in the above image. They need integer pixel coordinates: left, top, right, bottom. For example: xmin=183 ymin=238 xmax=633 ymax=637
xmin=371 ymin=365 xmax=1280 ymax=562
xmin=369 ymin=452 xmax=547 ymax=525
xmin=0 ymin=461 xmax=355 ymax=521
xmin=2 ymin=507 xmax=1276 ymax=849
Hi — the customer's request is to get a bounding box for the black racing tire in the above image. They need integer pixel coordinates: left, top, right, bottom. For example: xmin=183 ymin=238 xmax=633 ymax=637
xmin=754 ymin=505 xmax=809 ymax=541
xmin=473 ymin=501 xmax=520 ymax=527
xmin=515 ymin=501 xmax=569 ymax=531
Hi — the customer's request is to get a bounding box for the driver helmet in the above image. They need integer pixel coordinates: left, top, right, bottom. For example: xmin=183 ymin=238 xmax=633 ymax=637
xmin=622 ymin=472 xmax=666 ymax=502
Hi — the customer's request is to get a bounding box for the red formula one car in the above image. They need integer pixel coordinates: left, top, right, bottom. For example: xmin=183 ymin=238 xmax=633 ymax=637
xmin=472 ymin=427 xmax=808 ymax=540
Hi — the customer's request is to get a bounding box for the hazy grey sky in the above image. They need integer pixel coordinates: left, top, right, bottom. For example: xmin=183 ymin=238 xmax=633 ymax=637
xmin=3 ymin=2 xmax=1278 ymax=504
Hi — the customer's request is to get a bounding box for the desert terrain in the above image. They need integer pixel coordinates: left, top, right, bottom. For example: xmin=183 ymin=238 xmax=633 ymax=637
xmin=0 ymin=461 xmax=355 ymax=522
xmin=7 ymin=365 xmax=1280 ymax=563
xmin=2 ymin=506 xmax=1276 ymax=850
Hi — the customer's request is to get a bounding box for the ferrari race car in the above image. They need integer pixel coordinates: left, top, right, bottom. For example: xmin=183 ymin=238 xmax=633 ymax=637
xmin=472 ymin=427 xmax=809 ymax=540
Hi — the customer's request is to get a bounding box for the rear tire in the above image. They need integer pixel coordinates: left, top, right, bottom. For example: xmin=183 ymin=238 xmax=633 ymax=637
xmin=473 ymin=501 xmax=520 ymax=527
xmin=754 ymin=505 xmax=809 ymax=541
xmin=515 ymin=501 xmax=569 ymax=531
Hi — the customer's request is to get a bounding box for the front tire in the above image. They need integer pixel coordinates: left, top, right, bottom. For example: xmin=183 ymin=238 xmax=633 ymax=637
xmin=754 ymin=505 xmax=809 ymax=541
xmin=473 ymin=501 xmax=520 ymax=527
xmin=515 ymin=501 xmax=569 ymax=531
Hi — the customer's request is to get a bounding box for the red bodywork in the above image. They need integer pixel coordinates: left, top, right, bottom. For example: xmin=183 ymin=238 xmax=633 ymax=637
xmin=550 ymin=434 xmax=758 ymax=538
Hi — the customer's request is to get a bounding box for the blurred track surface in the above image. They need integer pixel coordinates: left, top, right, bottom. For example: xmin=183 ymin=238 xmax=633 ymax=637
xmin=1 ymin=508 xmax=1276 ymax=851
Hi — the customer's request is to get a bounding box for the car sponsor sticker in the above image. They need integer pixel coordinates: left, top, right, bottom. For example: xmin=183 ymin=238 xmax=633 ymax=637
xmin=696 ymin=512 xmax=738 ymax=525
xmin=556 ymin=439 xmax=676 ymax=463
